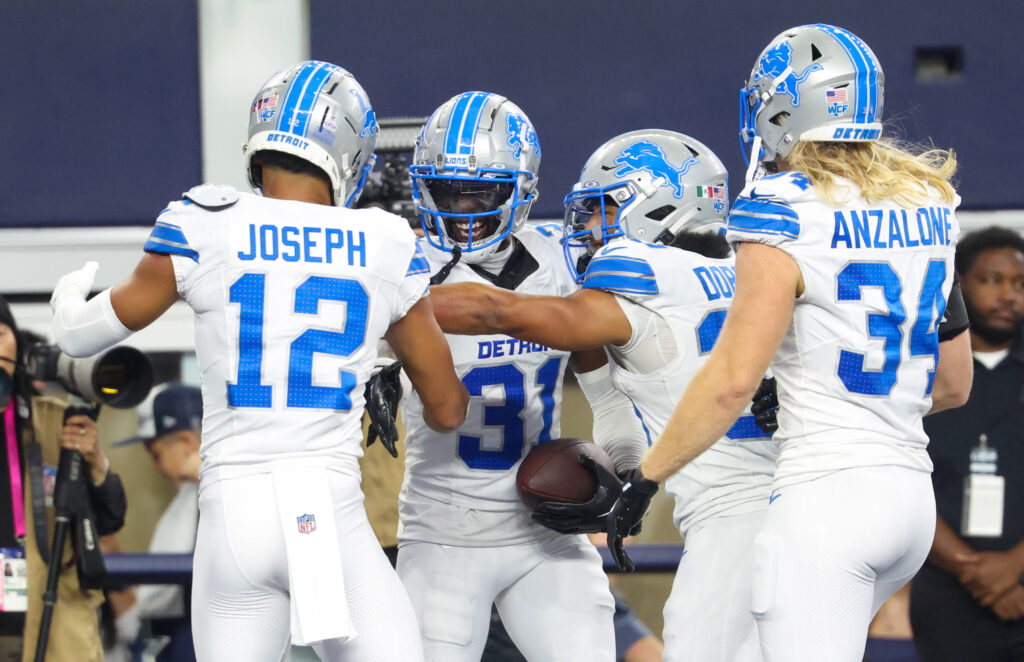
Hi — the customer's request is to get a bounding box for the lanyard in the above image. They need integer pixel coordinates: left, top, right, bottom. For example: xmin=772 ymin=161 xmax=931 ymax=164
xmin=3 ymin=405 xmax=25 ymax=540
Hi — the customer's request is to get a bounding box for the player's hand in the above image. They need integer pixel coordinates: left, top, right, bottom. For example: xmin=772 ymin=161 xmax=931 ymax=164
xmin=751 ymin=377 xmax=779 ymax=435
xmin=532 ymin=455 xmax=622 ymax=534
xmin=992 ymin=584 xmax=1024 ymax=621
xmin=606 ymin=466 xmax=659 ymax=572
xmin=364 ymin=360 xmax=403 ymax=458
xmin=956 ymin=551 xmax=1024 ymax=606
xmin=51 ymin=261 xmax=99 ymax=309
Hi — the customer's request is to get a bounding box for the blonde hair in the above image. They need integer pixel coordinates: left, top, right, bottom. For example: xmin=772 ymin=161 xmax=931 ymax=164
xmin=783 ymin=138 xmax=957 ymax=208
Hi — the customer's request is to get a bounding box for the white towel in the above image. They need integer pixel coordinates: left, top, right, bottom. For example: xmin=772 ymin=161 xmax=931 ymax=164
xmin=272 ymin=467 xmax=356 ymax=646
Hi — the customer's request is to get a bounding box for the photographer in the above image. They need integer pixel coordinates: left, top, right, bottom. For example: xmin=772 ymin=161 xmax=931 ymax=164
xmin=0 ymin=295 xmax=127 ymax=662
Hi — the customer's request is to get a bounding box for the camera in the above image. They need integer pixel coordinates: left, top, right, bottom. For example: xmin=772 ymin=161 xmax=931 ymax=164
xmin=357 ymin=116 xmax=429 ymax=227
xmin=27 ymin=343 xmax=154 ymax=409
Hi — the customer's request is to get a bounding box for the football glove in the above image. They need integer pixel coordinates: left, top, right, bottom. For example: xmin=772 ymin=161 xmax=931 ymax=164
xmin=364 ymin=360 xmax=403 ymax=458
xmin=50 ymin=261 xmax=98 ymax=309
xmin=531 ymin=455 xmax=623 ymax=535
xmin=751 ymin=377 xmax=779 ymax=435
xmin=606 ymin=467 xmax=659 ymax=572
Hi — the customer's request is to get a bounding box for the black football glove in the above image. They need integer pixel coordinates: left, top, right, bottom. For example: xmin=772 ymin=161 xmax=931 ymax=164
xmin=364 ymin=361 xmax=403 ymax=458
xmin=750 ymin=377 xmax=779 ymax=435
xmin=531 ymin=455 xmax=623 ymax=535
xmin=606 ymin=467 xmax=659 ymax=572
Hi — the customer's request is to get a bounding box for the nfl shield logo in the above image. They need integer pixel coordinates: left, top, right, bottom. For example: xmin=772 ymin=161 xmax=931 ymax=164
xmin=297 ymin=514 xmax=316 ymax=534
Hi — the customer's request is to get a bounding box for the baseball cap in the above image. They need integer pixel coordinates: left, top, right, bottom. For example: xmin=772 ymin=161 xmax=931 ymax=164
xmin=113 ymin=382 xmax=202 ymax=447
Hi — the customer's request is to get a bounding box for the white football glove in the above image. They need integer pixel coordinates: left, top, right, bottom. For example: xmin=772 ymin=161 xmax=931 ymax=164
xmin=50 ymin=261 xmax=99 ymax=309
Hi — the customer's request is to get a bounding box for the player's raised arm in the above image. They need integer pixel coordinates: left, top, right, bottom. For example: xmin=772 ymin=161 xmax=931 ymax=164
xmin=385 ymin=294 xmax=467 ymax=433
xmin=51 ymin=253 xmax=179 ymax=357
xmin=430 ymin=281 xmax=631 ymax=351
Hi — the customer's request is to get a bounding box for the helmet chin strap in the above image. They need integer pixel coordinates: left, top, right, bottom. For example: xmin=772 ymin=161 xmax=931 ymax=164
xmin=654 ymin=207 xmax=700 ymax=245
xmin=744 ymin=135 xmax=763 ymax=185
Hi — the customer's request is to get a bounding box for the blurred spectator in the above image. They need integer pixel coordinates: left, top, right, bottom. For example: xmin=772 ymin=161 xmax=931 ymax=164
xmin=912 ymin=227 xmax=1024 ymax=661
xmin=0 ymin=294 xmax=127 ymax=662
xmin=110 ymin=383 xmax=201 ymax=662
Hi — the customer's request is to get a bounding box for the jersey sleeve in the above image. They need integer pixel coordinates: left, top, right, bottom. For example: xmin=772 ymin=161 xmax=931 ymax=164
xmin=391 ymin=238 xmax=431 ymax=323
xmin=580 ymin=242 xmax=659 ymax=301
xmin=725 ymin=172 xmax=809 ymax=252
xmin=144 ymin=203 xmax=201 ymax=298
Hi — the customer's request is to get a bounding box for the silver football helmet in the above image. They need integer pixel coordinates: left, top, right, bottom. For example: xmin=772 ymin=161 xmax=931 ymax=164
xmin=410 ymin=92 xmax=541 ymax=263
xmin=562 ymin=130 xmax=728 ymax=279
xmin=243 ymin=61 xmax=379 ymax=207
xmin=740 ymin=24 xmax=884 ymax=177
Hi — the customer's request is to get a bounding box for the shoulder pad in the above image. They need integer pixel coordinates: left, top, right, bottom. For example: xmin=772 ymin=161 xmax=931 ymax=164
xmin=183 ymin=184 xmax=239 ymax=210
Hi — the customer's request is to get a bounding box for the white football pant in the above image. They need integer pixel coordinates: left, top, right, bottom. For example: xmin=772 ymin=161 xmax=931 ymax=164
xmin=191 ymin=472 xmax=424 ymax=662
xmin=663 ymin=510 xmax=765 ymax=662
xmin=397 ymin=535 xmax=615 ymax=662
xmin=751 ymin=466 xmax=935 ymax=662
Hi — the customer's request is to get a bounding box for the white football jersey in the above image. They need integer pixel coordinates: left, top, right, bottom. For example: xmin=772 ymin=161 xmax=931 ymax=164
xmin=399 ymin=224 xmax=577 ymax=546
xmin=145 ymin=186 xmax=429 ymax=484
xmin=726 ymin=171 xmax=960 ymax=487
xmin=581 ymin=238 xmax=778 ymax=534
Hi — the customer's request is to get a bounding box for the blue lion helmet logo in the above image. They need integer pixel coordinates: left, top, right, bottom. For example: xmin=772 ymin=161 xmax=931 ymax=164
xmin=613 ymin=141 xmax=698 ymax=199
xmin=349 ymin=89 xmax=379 ymax=138
xmin=752 ymin=41 xmax=823 ymax=107
xmin=506 ymin=113 xmax=541 ymax=159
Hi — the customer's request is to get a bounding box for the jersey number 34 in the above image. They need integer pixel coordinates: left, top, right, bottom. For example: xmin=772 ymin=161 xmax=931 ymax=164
xmin=837 ymin=259 xmax=947 ymax=396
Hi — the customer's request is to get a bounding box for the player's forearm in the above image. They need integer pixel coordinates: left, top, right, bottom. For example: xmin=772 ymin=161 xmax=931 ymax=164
xmin=52 ymin=288 xmax=132 ymax=357
xmin=640 ymin=358 xmax=760 ymax=483
xmin=929 ymin=515 xmax=974 ymax=577
xmin=928 ymin=330 xmax=973 ymax=414
xmin=430 ymin=282 xmax=512 ymax=335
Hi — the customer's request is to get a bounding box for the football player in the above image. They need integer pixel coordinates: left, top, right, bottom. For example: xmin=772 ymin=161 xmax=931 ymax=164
xmin=394 ymin=91 xmax=616 ymax=661
xmin=606 ymin=25 xmax=972 ymax=662
xmin=427 ymin=129 xmax=777 ymax=661
xmin=50 ymin=61 xmax=467 ymax=661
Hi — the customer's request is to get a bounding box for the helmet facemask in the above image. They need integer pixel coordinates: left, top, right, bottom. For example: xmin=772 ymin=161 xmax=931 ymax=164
xmin=413 ymin=172 xmax=524 ymax=257
xmin=561 ymin=187 xmax=631 ymax=282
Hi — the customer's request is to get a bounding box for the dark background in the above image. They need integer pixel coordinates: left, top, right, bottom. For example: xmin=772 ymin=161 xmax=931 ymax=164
xmin=2 ymin=0 xmax=1019 ymax=227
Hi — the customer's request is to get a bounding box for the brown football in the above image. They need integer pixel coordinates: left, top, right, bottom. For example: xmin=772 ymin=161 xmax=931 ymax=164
xmin=516 ymin=438 xmax=617 ymax=513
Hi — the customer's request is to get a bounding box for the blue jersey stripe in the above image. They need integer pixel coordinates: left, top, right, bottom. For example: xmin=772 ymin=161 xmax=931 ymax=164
xmin=444 ymin=93 xmax=474 ymax=155
xmin=149 ymin=222 xmax=192 ymax=245
xmin=276 ymin=62 xmax=320 ymax=133
xmin=585 ymin=255 xmax=656 ymax=278
xmin=732 ymin=197 xmax=800 ymax=221
xmin=582 ymin=273 xmax=659 ymax=295
xmin=815 ymin=24 xmax=878 ymax=123
xmin=405 ymin=256 xmax=430 ymax=276
xmin=458 ymin=92 xmax=489 ymax=155
xmin=144 ymin=238 xmax=199 ymax=262
xmin=631 ymin=404 xmax=653 ymax=447
xmin=727 ymin=213 xmax=800 ymax=239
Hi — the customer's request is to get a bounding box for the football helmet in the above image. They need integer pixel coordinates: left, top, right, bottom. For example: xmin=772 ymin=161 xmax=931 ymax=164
xmin=410 ymin=92 xmax=541 ymax=263
xmin=739 ymin=24 xmax=884 ymax=178
xmin=562 ymin=129 xmax=729 ymax=280
xmin=243 ymin=61 xmax=379 ymax=207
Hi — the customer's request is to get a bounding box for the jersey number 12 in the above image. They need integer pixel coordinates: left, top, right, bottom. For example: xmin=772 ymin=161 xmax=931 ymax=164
xmin=227 ymin=273 xmax=368 ymax=410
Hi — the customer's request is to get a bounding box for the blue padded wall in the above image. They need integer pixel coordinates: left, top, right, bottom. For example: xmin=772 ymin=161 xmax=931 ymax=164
xmin=310 ymin=1 xmax=1022 ymax=215
xmin=1 ymin=2 xmax=1019 ymax=227
xmin=0 ymin=1 xmax=200 ymax=227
